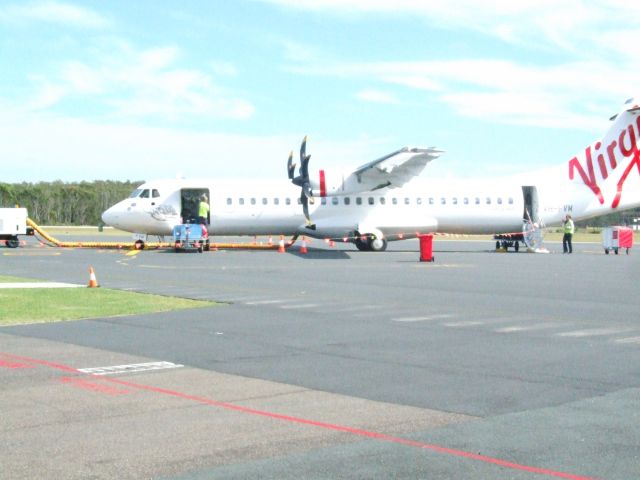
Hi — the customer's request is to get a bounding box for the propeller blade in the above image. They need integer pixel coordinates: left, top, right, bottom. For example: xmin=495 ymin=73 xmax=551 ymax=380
xmin=300 ymin=191 xmax=316 ymax=230
xmin=300 ymin=136 xmax=307 ymax=166
xmin=287 ymin=151 xmax=295 ymax=180
xmin=301 ymin=154 xmax=311 ymax=179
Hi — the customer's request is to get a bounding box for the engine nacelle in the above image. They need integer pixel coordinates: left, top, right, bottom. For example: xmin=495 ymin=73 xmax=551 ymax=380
xmin=306 ymin=167 xmax=389 ymax=197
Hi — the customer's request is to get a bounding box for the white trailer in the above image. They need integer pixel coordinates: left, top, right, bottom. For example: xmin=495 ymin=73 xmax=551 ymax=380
xmin=0 ymin=208 xmax=34 ymax=248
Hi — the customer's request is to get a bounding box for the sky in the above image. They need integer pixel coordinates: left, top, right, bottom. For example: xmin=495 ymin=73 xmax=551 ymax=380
xmin=1 ymin=0 xmax=639 ymax=183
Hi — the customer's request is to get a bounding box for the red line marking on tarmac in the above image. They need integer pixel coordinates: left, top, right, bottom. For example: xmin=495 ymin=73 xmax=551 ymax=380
xmin=59 ymin=376 xmax=130 ymax=396
xmin=0 ymin=359 xmax=35 ymax=369
xmin=0 ymin=352 xmax=597 ymax=480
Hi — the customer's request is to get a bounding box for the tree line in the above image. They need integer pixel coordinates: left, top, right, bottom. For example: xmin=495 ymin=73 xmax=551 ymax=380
xmin=0 ymin=180 xmax=638 ymax=227
xmin=0 ymin=181 xmax=141 ymax=226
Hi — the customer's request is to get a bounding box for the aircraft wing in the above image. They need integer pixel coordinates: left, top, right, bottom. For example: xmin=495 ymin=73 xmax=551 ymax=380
xmin=352 ymin=147 xmax=444 ymax=190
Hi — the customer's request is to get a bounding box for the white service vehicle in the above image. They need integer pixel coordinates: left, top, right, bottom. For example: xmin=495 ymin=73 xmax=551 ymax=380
xmin=0 ymin=208 xmax=34 ymax=248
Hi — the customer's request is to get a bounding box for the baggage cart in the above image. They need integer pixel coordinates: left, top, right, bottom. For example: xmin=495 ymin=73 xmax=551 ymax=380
xmin=172 ymin=224 xmax=209 ymax=253
xmin=602 ymin=226 xmax=633 ymax=255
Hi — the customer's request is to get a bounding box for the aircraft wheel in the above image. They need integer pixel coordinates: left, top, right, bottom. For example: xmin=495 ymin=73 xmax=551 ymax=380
xmin=369 ymin=236 xmax=387 ymax=252
xmin=6 ymin=237 xmax=19 ymax=248
xmin=514 ymin=241 xmax=520 ymax=252
xmin=135 ymin=240 xmax=145 ymax=250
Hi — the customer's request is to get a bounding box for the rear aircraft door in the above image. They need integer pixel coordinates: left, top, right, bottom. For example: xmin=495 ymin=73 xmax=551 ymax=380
xmin=522 ymin=186 xmax=539 ymax=224
xmin=180 ymin=188 xmax=210 ymax=224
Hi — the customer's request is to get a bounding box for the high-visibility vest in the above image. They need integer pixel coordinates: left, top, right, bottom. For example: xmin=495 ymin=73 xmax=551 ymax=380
xmin=564 ymin=219 xmax=574 ymax=234
xmin=199 ymin=201 xmax=209 ymax=218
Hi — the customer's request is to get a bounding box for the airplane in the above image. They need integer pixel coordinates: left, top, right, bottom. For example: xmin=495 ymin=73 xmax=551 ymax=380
xmin=101 ymin=97 xmax=640 ymax=252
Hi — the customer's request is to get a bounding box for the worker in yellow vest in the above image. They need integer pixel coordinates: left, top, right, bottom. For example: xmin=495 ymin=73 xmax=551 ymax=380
xmin=562 ymin=214 xmax=574 ymax=254
xmin=197 ymin=194 xmax=210 ymax=227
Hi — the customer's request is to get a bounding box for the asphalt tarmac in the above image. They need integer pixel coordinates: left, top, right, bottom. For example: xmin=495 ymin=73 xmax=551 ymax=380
xmin=1 ymin=234 xmax=639 ymax=479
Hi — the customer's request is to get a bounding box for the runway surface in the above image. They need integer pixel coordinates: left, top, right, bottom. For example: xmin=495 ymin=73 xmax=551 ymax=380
xmin=1 ymin=235 xmax=639 ymax=479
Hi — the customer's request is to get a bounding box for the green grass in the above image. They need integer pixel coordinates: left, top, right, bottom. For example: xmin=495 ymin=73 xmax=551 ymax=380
xmin=0 ymin=287 xmax=215 ymax=326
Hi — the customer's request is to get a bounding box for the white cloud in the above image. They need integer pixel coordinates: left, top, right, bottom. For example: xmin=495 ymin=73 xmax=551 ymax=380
xmin=0 ymin=107 xmax=387 ymax=182
xmin=26 ymin=43 xmax=255 ymax=121
xmin=356 ymin=89 xmax=400 ymax=105
xmin=0 ymin=1 xmax=110 ymax=28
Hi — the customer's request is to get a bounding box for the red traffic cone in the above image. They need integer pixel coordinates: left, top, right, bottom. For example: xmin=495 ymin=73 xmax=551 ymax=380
xmin=300 ymin=236 xmax=308 ymax=254
xmin=278 ymin=236 xmax=286 ymax=253
xmin=88 ymin=267 xmax=99 ymax=288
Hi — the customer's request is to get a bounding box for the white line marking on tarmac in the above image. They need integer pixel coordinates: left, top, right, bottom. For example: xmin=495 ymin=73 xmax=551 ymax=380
xmin=495 ymin=323 xmax=573 ymax=333
xmin=556 ymin=328 xmax=634 ymax=338
xmin=393 ymin=314 xmax=455 ymax=322
xmin=279 ymin=304 xmax=320 ymax=309
xmin=245 ymin=299 xmax=286 ymax=305
xmin=613 ymin=336 xmax=640 ymax=345
xmin=78 ymin=361 xmax=183 ymax=376
xmin=442 ymin=321 xmax=485 ymax=327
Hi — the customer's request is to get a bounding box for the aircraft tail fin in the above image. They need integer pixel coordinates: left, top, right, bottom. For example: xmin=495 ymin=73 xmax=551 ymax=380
xmin=569 ymin=97 xmax=640 ymax=211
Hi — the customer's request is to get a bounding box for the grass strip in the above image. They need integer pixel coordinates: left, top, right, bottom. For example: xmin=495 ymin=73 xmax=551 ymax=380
xmin=0 ymin=288 xmax=215 ymax=326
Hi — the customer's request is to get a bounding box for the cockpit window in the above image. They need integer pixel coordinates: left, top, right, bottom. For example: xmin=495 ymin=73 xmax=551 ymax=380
xmin=625 ymin=97 xmax=634 ymax=104
xmin=139 ymin=189 xmax=150 ymax=198
xmin=129 ymin=189 xmax=143 ymax=198
xmin=152 ymin=189 xmax=160 ymax=198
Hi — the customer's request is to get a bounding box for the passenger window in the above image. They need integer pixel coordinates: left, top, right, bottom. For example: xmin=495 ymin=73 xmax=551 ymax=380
xmin=452 ymin=198 xmax=458 ymax=205
xmin=368 ymin=197 xmax=375 ymax=205
xmin=429 ymin=198 xmax=434 ymax=205
xmin=486 ymin=197 xmax=491 ymax=204
xmin=416 ymin=197 xmax=422 ymax=205
xmin=404 ymin=197 xmax=410 ymax=205
xmin=321 ymin=198 xmax=327 ymax=205
xmin=274 ymin=198 xmax=279 ymax=205
xmin=262 ymin=198 xmax=268 ymax=205
xmin=152 ymin=189 xmax=160 ymax=198
xmin=239 ymin=198 xmax=245 ymax=205
xmin=139 ymin=189 xmax=150 ymax=198
xmin=227 ymin=198 xmax=232 ymax=205
xmin=475 ymin=197 xmax=480 ymax=205
xmin=392 ymin=197 xmax=398 ymax=205
xmin=508 ymin=197 xmax=514 ymax=204
xmin=332 ymin=197 xmax=339 ymax=205
xmin=297 ymin=198 xmax=302 ymax=205
xmin=251 ymin=198 xmax=256 ymax=205
xmin=441 ymin=198 xmax=446 ymax=205
xmin=344 ymin=197 xmax=351 ymax=205
xmin=356 ymin=197 xmax=362 ymax=205
xmin=464 ymin=197 xmax=469 ymax=205
xmin=497 ymin=198 xmax=502 ymax=205
xmin=286 ymin=198 xmax=291 ymax=205
xmin=380 ymin=197 xmax=386 ymax=205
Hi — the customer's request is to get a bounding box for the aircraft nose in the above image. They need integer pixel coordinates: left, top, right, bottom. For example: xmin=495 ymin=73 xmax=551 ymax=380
xmin=101 ymin=205 xmax=121 ymax=228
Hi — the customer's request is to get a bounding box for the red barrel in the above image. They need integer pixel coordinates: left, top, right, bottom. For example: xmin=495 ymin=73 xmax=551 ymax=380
xmin=418 ymin=234 xmax=434 ymax=262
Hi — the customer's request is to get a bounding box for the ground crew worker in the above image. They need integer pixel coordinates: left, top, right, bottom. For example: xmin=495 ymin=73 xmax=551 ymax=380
xmin=197 ymin=194 xmax=210 ymax=226
xmin=562 ymin=214 xmax=574 ymax=254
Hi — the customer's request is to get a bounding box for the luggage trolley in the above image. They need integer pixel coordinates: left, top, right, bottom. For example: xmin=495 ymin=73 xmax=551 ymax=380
xmin=602 ymin=226 xmax=633 ymax=255
xmin=172 ymin=224 xmax=210 ymax=253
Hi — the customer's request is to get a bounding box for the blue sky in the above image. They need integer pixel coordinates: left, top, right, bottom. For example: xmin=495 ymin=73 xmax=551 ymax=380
xmin=1 ymin=0 xmax=638 ymax=182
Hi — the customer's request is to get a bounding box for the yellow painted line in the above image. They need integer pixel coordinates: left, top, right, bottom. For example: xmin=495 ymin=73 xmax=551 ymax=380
xmin=2 ymin=251 xmax=62 ymax=256
xmin=125 ymin=250 xmax=140 ymax=257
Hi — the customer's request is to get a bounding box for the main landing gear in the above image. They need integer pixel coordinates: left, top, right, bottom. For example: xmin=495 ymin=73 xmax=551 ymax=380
xmin=354 ymin=233 xmax=388 ymax=252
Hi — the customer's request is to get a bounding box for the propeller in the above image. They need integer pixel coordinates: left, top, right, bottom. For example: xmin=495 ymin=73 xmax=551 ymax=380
xmin=288 ymin=136 xmax=316 ymax=230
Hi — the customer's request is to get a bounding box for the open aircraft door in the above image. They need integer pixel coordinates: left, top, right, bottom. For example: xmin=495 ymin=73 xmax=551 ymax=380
xmin=521 ymin=186 xmax=543 ymax=249
xmin=180 ymin=188 xmax=210 ymax=224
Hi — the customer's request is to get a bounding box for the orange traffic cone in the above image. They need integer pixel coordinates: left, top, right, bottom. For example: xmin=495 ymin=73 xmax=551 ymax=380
xmin=329 ymin=239 xmax=335 ymax=248
xmin=278 ymin=236 xmax=286 ymax=253
xmin=268 ymin=236 xmax=273 ymax=246
xmin=88 ymin=267 xmax=99 ymax=288
xmin=300 ymin=236 xmax=308 ymax=254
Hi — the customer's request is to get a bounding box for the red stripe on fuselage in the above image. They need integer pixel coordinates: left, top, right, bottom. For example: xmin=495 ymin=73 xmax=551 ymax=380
xmin=319 ymin=169 xmax=326 ymax=197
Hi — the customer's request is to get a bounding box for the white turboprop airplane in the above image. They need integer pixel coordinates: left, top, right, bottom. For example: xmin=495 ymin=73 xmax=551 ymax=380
xmin=102 ymin=97 xmax=640 ymax=251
